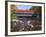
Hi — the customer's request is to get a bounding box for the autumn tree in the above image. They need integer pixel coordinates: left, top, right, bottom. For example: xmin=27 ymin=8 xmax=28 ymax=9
xmin=10 ymin=5 xmax=17 ymax=21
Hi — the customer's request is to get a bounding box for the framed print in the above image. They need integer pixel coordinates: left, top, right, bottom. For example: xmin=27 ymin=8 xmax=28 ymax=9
xmin=5 ymin=1 xmax=45 ymax=36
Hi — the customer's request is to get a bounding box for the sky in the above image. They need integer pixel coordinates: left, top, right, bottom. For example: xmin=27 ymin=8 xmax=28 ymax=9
xmin=16 ymin=5 xmax=32 ymax=10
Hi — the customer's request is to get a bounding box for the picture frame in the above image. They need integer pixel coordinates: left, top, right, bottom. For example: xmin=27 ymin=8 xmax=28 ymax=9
xmin=5 ymin=1 xmax=45 ymax=36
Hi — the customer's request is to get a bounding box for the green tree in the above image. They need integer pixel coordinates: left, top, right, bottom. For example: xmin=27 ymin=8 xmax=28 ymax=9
xmin=32 ymin=6 xmax=42 ymax=13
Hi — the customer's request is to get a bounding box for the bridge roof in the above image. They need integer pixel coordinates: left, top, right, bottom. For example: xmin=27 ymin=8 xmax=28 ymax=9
xmin=16 ymin=10 xmax=33 ymax=13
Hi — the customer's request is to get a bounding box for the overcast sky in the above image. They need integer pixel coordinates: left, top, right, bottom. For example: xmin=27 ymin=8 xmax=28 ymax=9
xmin=16 ymin=5 xmax=32 ymax=10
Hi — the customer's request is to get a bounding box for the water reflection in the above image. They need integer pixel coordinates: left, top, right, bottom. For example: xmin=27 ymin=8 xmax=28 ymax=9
xmin=11 ymin=16 xmax=41 ymax=32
